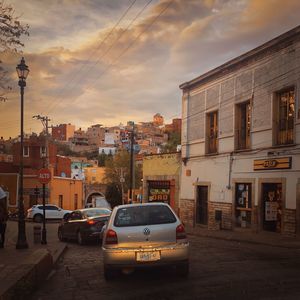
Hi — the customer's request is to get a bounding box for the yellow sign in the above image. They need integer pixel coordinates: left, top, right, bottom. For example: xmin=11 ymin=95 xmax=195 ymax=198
xmin=254 ymin=157 xmax=291 ymax=171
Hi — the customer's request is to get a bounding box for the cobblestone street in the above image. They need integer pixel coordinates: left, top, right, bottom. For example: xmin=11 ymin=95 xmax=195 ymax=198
xmin=31 ymin=235 xmax=300 ymax=300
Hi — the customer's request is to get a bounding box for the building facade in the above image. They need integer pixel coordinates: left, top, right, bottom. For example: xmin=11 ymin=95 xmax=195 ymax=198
xmin=143 ymin=152 xmax=181 ymax=213
xmin=52 ymin=123 xmax=75 ymax=141
xmin=179 ymin=26 xmax=300 ymax=236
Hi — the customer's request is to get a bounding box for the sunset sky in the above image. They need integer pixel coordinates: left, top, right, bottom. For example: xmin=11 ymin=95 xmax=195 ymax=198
xmin=1 ymin=0 xmax=300 ymax=139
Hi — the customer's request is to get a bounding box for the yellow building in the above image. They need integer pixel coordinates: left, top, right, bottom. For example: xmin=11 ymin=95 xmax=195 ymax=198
xmin=84 ymin=166 xmax=106 ymax=184
xmin=143 ymin=152 xmax=181 ymax=213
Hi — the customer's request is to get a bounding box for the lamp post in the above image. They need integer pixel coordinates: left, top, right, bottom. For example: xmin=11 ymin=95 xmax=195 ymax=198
xmin=16 ymin=57 xmax=29 ymax=249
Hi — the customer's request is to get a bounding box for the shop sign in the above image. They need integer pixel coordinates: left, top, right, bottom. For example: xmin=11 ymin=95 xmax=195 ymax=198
xmin=253 ymin=157 xmax=292 ymax=171
xmin=265 ymin=201 xmax=278 ymax=221
xmin=149 ymin=188 xmax=170 ymax=202
xmin=148 ymin=181 xmax=170 ymax=203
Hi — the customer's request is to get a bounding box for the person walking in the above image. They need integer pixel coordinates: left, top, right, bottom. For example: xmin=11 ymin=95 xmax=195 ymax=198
xmin=0 ymin=187 xmax=8 ymax=248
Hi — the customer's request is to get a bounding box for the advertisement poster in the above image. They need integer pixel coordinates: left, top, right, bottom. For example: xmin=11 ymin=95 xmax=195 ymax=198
xmin=265 ymin=201 xmax=278 ymax=221
xmin=149 ymin=188 xmax=170 ymax=202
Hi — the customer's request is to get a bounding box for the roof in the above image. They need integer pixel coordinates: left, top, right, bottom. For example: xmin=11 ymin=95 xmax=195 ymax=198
xmin=179 ymin=25 xmax=300 ymax=91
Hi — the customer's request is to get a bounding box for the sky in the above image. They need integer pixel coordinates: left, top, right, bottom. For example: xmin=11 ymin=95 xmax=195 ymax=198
xmin=0 ymin=0 xmax=300 ymax=139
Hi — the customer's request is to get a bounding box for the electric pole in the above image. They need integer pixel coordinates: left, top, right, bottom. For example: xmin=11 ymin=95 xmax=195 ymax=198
xmin=33 ymin=114 xmax=51 ymax=245
xmin=129 ymin=121 xmax=134 ymax=204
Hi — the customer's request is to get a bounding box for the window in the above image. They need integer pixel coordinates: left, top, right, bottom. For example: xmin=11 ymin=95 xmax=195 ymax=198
xmin=23 ymin=146 xmax=29 ymax=157
xmin=235 ymin=183 xmax=252 ymax=228
xmin=59 ymin=195 xmax=63 ymax=208
xmin=274 ymin=88 xmax=295 ymax=145
xmin=206 ymin=111 xmax=218 ymax=154
xmin=114 ymin=205 xmax=176 ymax=227
xmin=40 ymin=146 xmax=47 ymax=158
xmin=235 ymin=101 xmax=251 ymax=150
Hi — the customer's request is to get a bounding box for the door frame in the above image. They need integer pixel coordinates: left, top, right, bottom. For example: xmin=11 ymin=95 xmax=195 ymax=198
xmin=194 ymin=181 xmax=211 ymax=227
xmin=258 ymin=177 xmax=286 ymax=233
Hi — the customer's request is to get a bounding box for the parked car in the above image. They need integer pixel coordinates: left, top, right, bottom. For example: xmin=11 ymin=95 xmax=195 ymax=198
xmin=102 ymin=203 xmax=189 ymax=280
xmin=58 ymin=207 xmax=111 ymax=245
xmin=27 ymin=204 xmax=72 ymax=222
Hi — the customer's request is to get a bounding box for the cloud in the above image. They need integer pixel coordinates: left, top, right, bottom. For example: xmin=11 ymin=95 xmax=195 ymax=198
xmin=1 ymin=0 xmax=300 ymax=138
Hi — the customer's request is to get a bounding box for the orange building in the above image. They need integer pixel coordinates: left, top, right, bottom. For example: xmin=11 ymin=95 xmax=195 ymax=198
xmin=0 ymin=171 xmax=83 ymax=212
xmin=84 ymin=167 xmax=106 ymax=184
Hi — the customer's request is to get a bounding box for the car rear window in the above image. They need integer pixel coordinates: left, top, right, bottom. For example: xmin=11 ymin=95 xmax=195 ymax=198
xmin=83 ymin=208 xmax=111 ymax=217
xmin=114 ymin=205 xmax=176 ymax=227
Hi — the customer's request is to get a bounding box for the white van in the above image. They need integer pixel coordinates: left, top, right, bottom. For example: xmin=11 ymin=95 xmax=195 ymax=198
xmin=85 ymin=196 xmax=111 ymax=210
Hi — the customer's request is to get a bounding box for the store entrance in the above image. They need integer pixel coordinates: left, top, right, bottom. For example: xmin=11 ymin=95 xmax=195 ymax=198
xmin=196 ymin=186 xmax=208 ymax=225
xmin=262 ymin=183 xmax=282 ymax=232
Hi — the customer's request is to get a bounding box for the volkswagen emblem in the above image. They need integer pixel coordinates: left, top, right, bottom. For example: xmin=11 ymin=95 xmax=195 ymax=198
xmin=143 ymin=227 xmax=150 ymax=236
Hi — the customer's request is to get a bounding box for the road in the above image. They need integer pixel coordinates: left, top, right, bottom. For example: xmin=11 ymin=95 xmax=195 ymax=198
xmin=30 ymin=227 xmax=300 ymax=300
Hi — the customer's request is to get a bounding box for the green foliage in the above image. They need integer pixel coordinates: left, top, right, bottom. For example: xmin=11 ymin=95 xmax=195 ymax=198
xmin=104 ymin=150 xmax=142 ymax=197
xmin=160 ymin=132 xmax=181 ymax=153
xmin=105 ymin=183 xmax=122 ymax=208
xmin=0 ymin=1 xmax=29 ymax=101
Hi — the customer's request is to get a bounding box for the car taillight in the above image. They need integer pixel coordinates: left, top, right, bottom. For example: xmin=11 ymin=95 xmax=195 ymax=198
xmin=105 ymin=229 xmax=118 ymax=245
xmin=87 ymin=220 xmax=96 ymax=225
xmin=176 ymin=224 xmax=186 ymax=240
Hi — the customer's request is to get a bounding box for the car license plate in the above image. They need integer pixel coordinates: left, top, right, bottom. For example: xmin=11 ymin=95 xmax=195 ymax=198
xmin=136 ymin=251 xmax=160 ymax=262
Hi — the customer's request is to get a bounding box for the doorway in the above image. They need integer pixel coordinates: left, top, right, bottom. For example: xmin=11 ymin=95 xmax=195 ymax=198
xmin=262 ymin=183 xmax=282 ymax=232
xmin=196 ymin=186 xmax=208 ymax=225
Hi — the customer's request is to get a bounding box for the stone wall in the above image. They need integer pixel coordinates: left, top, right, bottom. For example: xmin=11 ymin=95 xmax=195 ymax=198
xmin=179 ymin=198 xmax=195 ymax=227
xmin=208 ymin=202 xmax=232 ymax=230
xmin=283 ymin=209 xmax=296 ymax=236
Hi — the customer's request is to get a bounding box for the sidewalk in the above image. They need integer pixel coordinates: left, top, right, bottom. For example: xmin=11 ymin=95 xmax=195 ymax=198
xmin=187 ymin=225 xmax=300 ymax=249
xmin=0 ymin=221 xmax=67 ymax=300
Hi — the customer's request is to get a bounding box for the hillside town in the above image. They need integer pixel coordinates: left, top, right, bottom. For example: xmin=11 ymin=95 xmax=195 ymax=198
xmin=0 ymin=113 xmax=181 ymax=210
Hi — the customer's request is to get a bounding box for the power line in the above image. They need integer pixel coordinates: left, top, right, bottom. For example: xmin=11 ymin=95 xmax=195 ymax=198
xmin=46 ymin=0 xmax=173 ymax=116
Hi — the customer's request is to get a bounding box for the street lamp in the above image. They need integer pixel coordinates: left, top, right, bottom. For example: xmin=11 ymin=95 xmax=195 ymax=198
xmin=16 ymin=57 xmax=29 ymax=249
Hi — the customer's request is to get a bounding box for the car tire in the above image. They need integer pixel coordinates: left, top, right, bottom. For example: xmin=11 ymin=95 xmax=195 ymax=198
xmin=104 ymin=266 xmax=117 ymax=281
xmin=176 ymin=262 xmax=189 ymax=277
xmin=63 ymin=213 xmax=69 ymax=220
xmin=77 ymin=231 xmax=85 ymax=245
xmin=58 ymin=228 xmax=66 ymax=242
xmin=33 ymin=214 xmax=43 ymax=223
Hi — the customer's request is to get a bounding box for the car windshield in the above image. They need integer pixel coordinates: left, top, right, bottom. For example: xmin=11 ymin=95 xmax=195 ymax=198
xmin=83 ymin=208 xmax=111 ymax=217
xmin=114 ymin=205 xmax=176 ymax=227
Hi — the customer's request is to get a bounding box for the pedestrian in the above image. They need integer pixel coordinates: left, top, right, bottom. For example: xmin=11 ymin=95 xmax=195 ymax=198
xmin=0 ymin=187 xmax=8 ymax=248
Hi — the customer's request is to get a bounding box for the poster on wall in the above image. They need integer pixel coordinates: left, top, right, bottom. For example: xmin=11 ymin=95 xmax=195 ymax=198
xmin=265 ymin=201 xmax=278 ymax=221
xmin=148 ymin=180 xmax=170 ymax=203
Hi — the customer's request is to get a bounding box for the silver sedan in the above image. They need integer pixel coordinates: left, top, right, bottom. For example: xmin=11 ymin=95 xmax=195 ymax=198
xmin=102 ymin=202 xmax=189 ymax=280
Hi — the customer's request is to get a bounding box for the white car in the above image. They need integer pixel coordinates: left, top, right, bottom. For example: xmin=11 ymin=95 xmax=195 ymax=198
xmin=27 ymin=204 xmax=72 ymax=222
xmin=102 ymin=202 xmax=189 ymax=280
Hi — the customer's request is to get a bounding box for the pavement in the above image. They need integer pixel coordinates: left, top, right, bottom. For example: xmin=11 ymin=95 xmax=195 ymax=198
xmin=0 ymin=220 xmax=67 ymax=300
xmin=1 ymin=221 xmax=300 ymax=300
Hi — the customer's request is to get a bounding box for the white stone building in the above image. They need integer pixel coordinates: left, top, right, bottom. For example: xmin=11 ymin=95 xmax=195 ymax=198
xmin=179 ymin=26 xmax=300 ymax=236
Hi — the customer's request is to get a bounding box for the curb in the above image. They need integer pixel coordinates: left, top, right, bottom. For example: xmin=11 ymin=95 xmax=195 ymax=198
xmin=0 ymin=244 xmax=68 ymax=300
xmin=187 ymin=231 xmax=300 ymax=249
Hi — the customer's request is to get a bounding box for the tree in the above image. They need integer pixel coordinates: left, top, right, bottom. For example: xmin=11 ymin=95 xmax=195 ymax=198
xmin=0 ymin=1 xmax=29 ymax=101
xmin=104 ymin=150 xmax=142 ymax=203
xmin=160 ymin=132 xmax=181 ymax=153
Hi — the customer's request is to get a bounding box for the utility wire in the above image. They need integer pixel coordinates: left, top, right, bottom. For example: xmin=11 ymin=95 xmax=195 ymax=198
xmin=45 ymin=0 xmax=154 ymax=116
xmin=40 ymin=0 xmax=138 ymax=115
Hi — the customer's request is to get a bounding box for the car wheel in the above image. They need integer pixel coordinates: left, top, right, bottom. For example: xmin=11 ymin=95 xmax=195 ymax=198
xmin=33 ymin=214 xmax=43 ymax=223
xmin=58 ymin=228 xmax=66 ymax=242
xmin=77 ymin=231 xmax=85 ymax=245
xmin=104 ymin=266 xmax=117 ymax=281
xmin=176 ymin=262 xmax=189 ymax=277
xmin=63 ymin=213 xmax=69 ymax=220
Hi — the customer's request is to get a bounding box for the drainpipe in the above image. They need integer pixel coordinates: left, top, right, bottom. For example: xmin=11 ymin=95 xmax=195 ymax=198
xmin=226 ymin=152 xmax=234 ymax=190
